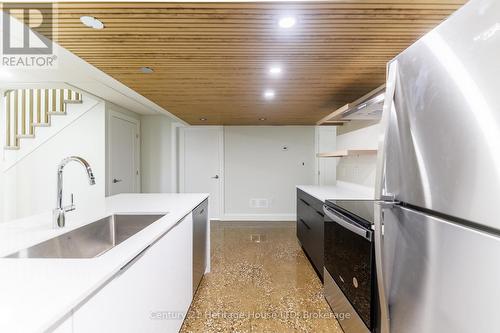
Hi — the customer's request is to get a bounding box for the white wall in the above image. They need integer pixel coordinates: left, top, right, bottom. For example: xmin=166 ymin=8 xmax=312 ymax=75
xmin=140 ymin=114 xmax=180 ymax=193
xmin=316 ymin=126 xmax=337 ymax=185
xmin=106 ymin=102 xmax=141 ymax=122
xmin=0 ymin=165 xmax=4 ymax=222
xmin=224 ymin=126 xmax=316 ymax=220
xmin=0 ymin=90 xmax=5 ymax=222
xmin=336 ymin=121 xmax=380 ymax=188
xmin=1 ymin=103 xmax=106 ymax=223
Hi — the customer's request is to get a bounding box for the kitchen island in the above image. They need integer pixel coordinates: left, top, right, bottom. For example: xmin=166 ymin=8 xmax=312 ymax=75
xmin=0 ymin=193 xmax=209 ymax=333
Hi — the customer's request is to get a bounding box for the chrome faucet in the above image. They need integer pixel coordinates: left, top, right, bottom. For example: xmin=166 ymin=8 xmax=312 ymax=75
xmin=54 ymin=156 xmax=96 ymax=228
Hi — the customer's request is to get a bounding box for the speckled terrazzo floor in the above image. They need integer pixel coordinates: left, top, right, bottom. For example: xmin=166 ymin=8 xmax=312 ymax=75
xmin=180 ymin=221 xmax=343 ymax=333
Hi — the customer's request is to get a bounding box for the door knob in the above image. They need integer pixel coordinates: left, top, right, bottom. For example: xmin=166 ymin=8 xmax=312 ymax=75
xmin=113 ymin=178 xmax=122 ymax=183
xmin=212 ymin=175 xmax=219 ymax=179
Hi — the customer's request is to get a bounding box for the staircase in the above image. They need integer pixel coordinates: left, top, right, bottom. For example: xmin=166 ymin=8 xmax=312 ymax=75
xmin=3 ymin=88 xmax=82 ymax=150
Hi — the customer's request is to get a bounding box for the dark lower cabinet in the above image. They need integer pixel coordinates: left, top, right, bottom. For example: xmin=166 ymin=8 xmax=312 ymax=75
xmin=296 ymin=189 xmax=325 ymax=281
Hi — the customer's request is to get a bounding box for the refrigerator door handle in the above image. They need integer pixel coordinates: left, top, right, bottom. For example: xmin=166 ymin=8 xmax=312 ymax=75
xmin=375 ymin=60 xmax=398 ymax=333
xmin=375 ymin=202 xmax=390 ymax=333
xmin=375 ymin=60 xmax=398 ymax=201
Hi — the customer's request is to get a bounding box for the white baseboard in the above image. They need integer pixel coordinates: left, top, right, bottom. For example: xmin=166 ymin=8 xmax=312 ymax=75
xmin=220 ymin=214 xmax=296 ymax=221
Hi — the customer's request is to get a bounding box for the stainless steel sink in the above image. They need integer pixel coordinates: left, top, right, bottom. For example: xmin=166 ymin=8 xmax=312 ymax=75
xmin=5 ymin=214 xmax=166 ymax=258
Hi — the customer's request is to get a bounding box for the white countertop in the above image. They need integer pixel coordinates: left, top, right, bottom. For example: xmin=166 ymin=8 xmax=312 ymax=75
xmin=0 ymin=193 xmax=208 ymax=333
xmin=297 ymin=181 xmax=375 ymax=202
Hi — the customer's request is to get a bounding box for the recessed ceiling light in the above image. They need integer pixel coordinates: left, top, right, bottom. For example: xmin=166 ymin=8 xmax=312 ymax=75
xmin=80 ymin=16 xmax=104 ymax=30
xmin=269 ymin=66 xmax=282 ymax=76
xmin=263 ymin=89 xmax=275 ymax=100
xmin=259 ymin=117 xmax=266 ymax=121
xmin=199 ymin=117 xmax=207 ymax=121
xmin=140 ymin=67 xmax=154 ymax=74
xmin=0 ymin=68 xmax=13 ymax=80
xmin=278 ymin=16 xmax=297 ymax=29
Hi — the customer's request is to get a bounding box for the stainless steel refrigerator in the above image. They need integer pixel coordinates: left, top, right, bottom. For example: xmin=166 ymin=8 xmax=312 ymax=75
xmin=375 ymin=0 xmax=500 ymax=332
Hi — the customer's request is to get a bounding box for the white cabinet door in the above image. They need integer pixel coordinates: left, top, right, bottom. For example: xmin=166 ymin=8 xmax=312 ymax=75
xmin=73 ymin=215 xmax=193 ymax=333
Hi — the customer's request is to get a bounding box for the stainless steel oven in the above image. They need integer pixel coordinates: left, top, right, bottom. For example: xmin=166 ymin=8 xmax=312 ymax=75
xmin=323 ymin=200 xmax=377 ymax=333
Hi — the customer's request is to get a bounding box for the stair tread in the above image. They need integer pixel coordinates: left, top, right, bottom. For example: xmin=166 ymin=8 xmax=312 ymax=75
xmin=17 ymin=134 xmax=35 ymax=138
xmin=4 ymin=146 xmax=20 ymax=150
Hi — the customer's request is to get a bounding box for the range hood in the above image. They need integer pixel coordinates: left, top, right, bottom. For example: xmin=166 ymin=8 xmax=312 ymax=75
xmin=317 ymin=84 xmax=385 ymax=125
xmin=341 ymin=88 xmax=385 ymax=120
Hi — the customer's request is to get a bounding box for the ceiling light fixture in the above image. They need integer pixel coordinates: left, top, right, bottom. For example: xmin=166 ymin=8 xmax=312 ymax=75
xmin=80 ymin=16 xmax=104 ymax=30
xmin=269 ymin=66 xmax=282 ymax=76
xmin=199 ymin=117 xmax=207 ymax=121
xmin=259 ymin=117 xmax=266 ymax=121
xmin=140 ymin=67 xmax=154 ymax=74
xmin=263 ymin=89 xmax=275 ymax=100
xmin=278 ymin=16 xmax=297 ymax=29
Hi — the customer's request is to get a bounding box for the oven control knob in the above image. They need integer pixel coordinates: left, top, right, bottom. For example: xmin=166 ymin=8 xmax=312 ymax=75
xmin=353 ymin=277 xmax=359 ymax=288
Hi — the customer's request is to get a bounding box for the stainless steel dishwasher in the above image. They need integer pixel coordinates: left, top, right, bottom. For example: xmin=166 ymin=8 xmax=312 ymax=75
xmin=192 ymin=199 xmax=208 ymax=294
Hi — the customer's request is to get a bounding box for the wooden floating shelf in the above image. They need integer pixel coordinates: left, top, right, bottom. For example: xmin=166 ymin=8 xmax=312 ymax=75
xmin=319 ymin=120 xmax=350 ymax=126
xmin=317 ymin=149 xmax=378 ymax=158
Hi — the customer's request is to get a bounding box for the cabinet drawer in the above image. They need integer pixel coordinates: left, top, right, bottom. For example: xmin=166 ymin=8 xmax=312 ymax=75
xmin=297 ymin=197 xmax=312 ymax=248
xmin=296 ymin=189 xmax=325 ymax=280
xmin=297 ymin=217 xmax=312 ymax=248
xmin=305 ymin=206 xmax=324 ymax=279
xmin=298 ymin=189 xmax=324 ymax=215
xmin=297 ymin=189 xmax=325 ymax=236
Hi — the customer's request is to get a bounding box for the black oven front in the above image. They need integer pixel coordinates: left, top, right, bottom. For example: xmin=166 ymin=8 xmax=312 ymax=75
xmin=323 ymin=201 xmax=377 ymax=333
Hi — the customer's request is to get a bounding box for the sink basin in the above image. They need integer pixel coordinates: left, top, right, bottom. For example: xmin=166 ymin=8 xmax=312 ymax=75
xmin=5 ymin=214 xmax=166 ymax=258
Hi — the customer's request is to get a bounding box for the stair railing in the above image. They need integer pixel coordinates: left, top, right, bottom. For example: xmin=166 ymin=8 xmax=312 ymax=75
xmin=3 ymin=88 xmax=82 ymax=150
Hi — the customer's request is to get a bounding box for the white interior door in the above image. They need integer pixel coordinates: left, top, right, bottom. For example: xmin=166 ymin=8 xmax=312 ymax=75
xmin=180 ymin=127 xmax=222 ymax=219
xmin=109 ymin=112 xmax=139 ymax=195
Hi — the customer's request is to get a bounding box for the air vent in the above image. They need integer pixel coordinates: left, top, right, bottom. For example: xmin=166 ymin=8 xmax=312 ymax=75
xmin=250 ymin=234 xmax=267 ymax=243
xmin=250 ymin=198 xmax=269 ymax=208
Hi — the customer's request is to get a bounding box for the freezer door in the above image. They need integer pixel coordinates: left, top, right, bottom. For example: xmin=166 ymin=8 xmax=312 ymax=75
xmin=381 ymin=0 xmax=500 ymax=230
xmin=378 ymin=204 xmax=500 ymax=333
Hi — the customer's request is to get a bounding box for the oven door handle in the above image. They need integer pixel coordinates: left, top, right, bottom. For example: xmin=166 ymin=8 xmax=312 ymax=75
xmin=323 ymin=206 xmax=372 ymax=241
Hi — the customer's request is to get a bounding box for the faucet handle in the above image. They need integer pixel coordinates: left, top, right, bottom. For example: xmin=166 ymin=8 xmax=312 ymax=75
xmin=64 ymin=193 xmax=76 ymax=212
xmin=53 ymin=208 xmax=65 ymax=228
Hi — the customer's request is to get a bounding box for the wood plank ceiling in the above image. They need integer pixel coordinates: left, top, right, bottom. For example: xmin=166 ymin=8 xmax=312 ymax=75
xmin=40 ymin=1 xmax=466 ymax=125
